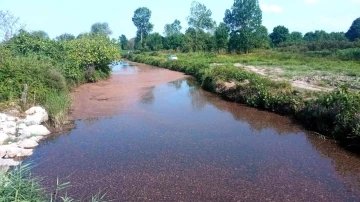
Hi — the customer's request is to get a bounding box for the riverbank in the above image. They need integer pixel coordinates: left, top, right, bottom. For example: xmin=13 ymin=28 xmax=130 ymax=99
xmin=124 ymin=53 xmax=360 ymax=149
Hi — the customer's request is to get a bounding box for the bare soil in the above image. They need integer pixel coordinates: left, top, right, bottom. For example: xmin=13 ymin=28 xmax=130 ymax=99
xmin=233 ymin=63 xmax=334 ymax=91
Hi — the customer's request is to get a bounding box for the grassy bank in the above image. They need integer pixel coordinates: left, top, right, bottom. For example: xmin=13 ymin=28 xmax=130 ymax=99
xmin=124 ymin=51 xmax=360 ymax=148
xmin=0 ymin=31 xmax=120 ymax=126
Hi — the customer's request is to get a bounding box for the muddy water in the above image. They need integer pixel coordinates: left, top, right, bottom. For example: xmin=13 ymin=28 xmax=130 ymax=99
xmin=25 ymin=63 xmax=360 ymax=201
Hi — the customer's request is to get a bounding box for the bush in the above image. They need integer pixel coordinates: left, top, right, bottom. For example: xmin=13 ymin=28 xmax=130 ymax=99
xmin=0 ymin=30 xmax=120 ymax=127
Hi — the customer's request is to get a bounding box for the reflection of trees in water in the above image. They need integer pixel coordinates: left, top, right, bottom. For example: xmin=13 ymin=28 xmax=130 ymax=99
xmin=180 ymin=78 xmax=360 ymax=195
xmin=182 ymin=78 xmax=301 ymax=134
xmin=140 ymin=86 xmax=155 ymax=104
xmin=189 ymin=87 xmax=207 ymax=110
xmin=167 ymin=80 xmax=183 ymax=90
xmin=307 ymin=136 xmax=360 ymax=195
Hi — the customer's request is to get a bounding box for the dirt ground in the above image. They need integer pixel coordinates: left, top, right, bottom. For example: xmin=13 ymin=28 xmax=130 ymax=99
xmin=233 ymin=63 xmax=333 ymax=91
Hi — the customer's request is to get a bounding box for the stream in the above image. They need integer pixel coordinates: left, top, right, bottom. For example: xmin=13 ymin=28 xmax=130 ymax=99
xmin=25 ymin=62 xmax=360 ymax=201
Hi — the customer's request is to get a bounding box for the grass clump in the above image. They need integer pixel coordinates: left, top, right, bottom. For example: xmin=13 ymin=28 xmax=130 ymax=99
xmin=45 ymin=90 xmax=71 ymax=128
xmin=0 ymin=164 xmax=45 ymax=201
xmin=0 ymin=163 xmax=110 ymax=202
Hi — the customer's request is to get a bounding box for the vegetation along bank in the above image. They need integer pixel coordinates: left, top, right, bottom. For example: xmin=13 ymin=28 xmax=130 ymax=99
xmin=120 ymin=0 xmax=360 ymax=149
xmin=124 ymin=52 xmax=360 ymax=149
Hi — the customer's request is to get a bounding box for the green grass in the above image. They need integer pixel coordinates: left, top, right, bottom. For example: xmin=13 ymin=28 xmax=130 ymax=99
xmin=0 ymin=163 xmax=110 ymax=202
xmin=45 ymin=90 xmax=71 ymax=128
xmin=139 ymin=50 xmax=360 ymax=89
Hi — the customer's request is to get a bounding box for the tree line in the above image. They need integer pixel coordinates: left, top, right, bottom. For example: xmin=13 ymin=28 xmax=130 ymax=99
xmin=119 ymin=0 xmax=360 ymax=53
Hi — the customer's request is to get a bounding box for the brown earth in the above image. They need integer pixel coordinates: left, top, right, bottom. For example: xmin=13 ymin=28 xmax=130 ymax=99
xmin=69 ymin=62 xmax=188 ymax=120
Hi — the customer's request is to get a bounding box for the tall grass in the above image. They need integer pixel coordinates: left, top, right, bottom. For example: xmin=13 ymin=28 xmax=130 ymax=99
xmin=0 ymin=163 xmax=45 ymax=201
xmin=45 ymin=90 xmax=71 ymax=128
xmin=0 ymin=163 xmax=110 ymax=202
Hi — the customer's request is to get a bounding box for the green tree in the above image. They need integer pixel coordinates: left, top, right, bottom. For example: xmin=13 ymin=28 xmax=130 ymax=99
xmin=31 ymin=30 xmax=49 ymax=39
xmin=187 ymin=1 xmax=216 ymax=32
xmin=145 ymin=32 xmax=163 ymax=51
xmin=90 ymin=22 xmax=112 ymax=35
xmin=185 ymin=1 xmax=216 ymax=52
xmin=119 ymin=34 xmax=128 ymax=50
xmin=214 ymin=22 xmax=229 ymax=52
xmin=224 ymin=0 xmax=263 ymax=53
xmin=345 ymin=18 xmax=360 ymax=41
xmin=184 ymin=27 xmax=204 ymax=52
xmin=132 ymin=7 xmax=153 ymax=48
xmin=269 ymin=25 xmax=290 ymax=47
xmin=329 ymin=32 xmax=347 ymax=41
xmin=254 ymin=25 xmax=270 ymax=48
xmin=56 ymin=33 xmax=75 ymax=41
xmin=164 ymin=19 xmax=182 ymax=36
xmin=128 ymin=38 xmax=135 ymax=50
xmin=289 ymin=31 xmax=303 ymax=43
xmin=163 ymin=34 xmax=185 ymax=50
xmin=304 ymin=30 xmax=329 ymax=42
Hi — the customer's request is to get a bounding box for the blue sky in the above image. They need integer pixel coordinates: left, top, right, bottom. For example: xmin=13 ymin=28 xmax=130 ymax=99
xmin=0 ymin=0 xmax=359 ymax=39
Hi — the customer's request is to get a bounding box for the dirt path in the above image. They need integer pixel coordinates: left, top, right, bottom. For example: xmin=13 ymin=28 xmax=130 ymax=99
xmin=233 ymin=63 xmax=333 ymax=91
xmin=70 ymin=62 xmax=188 ymax=120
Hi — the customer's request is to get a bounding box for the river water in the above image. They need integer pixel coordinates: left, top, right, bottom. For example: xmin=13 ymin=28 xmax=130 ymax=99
xmin=25 ymin=63 xmax=360 ymax=201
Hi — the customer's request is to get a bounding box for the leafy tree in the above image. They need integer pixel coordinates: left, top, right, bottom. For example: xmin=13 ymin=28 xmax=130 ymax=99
xmin=164 ymin=19 xmax=182 ymax=36
xmin=128 ymin=38 xmax=135 ymax=50
xmin=56 ymin=33 xmax=75 ymax=41
xmin=214 ymin=22 xmax=229 ymax=52
xmin=269 ymin=25 xmax=290 ymax=47
xmin=329 ymin=32 xmax=347 ymax=41
xmin=304 ymin=30 xmax=329 ymax=42
xmin=187 ymin=1 xmax=216 ymax=32
xmin=185 ymin=1 xmax=216 ymax=52
xmin=163 ymin=34 xmax=186 ymax=50
xmin=254 ymin=25 xmax=270 ymax=48
xmin=204 ymin=35 xmax=216 ymax=52
xmin=119 ymin=34 xmax=128 ymax=50
xmin=345 ymin=18 xmax=360 ymax=41
xmin=184 ymin=28 xmax=202 ymax=52
xmin=5 ymin=30 xmax=63 ymax=60
xmin=90 ymin=22 xmax=112 ymax=35
xmin=0 ymin=10 xmax=24 ymax=41
xmin=224 ymin=0 xmax=263 ymax=53
xmin=289 ymin=31 xmax=303 ymax=43
xmin=31 ymin=30 xmax=49 ymax=39
xmin=145 ymin=33 xmax=163 ymax=51
xmin=132 ymin=7 xmax=153 ymax=48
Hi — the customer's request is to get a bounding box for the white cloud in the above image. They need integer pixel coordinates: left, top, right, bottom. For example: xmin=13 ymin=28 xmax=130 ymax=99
xmin=351 ymin=0 xmax=360 ymax=3
xmin=260 ymin=4 xmax=283 ymax=13
xmin=304 ymin=0 xmax=321 ymax=4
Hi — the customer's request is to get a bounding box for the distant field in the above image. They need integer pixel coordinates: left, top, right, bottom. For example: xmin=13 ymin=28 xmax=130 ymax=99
xmin=140 ymin=50 xmax=360 ymax=91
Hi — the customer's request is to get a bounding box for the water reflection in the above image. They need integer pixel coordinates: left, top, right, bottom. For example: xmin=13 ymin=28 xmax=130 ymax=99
xmin=111 ymin=63 xmax=138 ymax=75
xmin=140 ymin=86 xmax=155 ymax=104
xmin=177 ymin=79 xmax=302 ymax=134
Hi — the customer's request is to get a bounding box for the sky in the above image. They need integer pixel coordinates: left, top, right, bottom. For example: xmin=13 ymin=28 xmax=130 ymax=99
xmin=0 ymin=0 xmax=359 ymax=40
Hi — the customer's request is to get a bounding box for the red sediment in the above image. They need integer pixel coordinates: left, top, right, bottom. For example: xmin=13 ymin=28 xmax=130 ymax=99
xmin=70 ymin=62 xmax=188 ymax=120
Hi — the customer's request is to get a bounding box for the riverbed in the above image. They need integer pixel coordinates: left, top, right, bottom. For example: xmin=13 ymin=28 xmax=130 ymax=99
xmin=25 ymin=62 xmax=360 ymax=201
